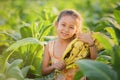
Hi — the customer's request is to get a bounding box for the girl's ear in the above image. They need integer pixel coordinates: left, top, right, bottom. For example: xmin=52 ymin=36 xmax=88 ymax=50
xmin=54 ymin=21 xmax=58 ymax=28
xmin=74 ymin=29 xmax=80 ymax=38
xmin=76 ymin=29 xmax=80 ymax=34
xmin=76 ymin=27 xmax=82 ymax=34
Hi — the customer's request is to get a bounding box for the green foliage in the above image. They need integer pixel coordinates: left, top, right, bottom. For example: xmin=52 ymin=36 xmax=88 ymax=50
xmin=75 ymin=3 xmax=120 ymax=80
xmin=76 ymin=60 xmax=118 ymax=80
xmin=105 ymin=27 xmax=118 ymax=45
xmin=93 ymin=33 xmax=113 ymax=52
xmin=4 ymin=38 xmax=44 ymax=77
xmin=113 ymin=46 xmax=120 ymax=79
xmin=20 ymin=26 xmax=32 ymax=38
xmin=0 ymin=38 xmax=44 ymax=77
xmin=6 ymin=38 xmax=42 ymax=52
xmin=96 ymin=54 xmax=111 ymax=64
xmin=0 ymin=59 xmax=31 ymax=80
xmin=114 ymin=10 xmax=120 ymax=25
xmin=0 ymin=1 xmax=56 ymax=78
xmin=74 ymin=70 xmax=84 ymax=80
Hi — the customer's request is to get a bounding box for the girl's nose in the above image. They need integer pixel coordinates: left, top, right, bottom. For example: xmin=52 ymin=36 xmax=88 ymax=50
xmin=64 ymin=27 xmax=69 ymax=32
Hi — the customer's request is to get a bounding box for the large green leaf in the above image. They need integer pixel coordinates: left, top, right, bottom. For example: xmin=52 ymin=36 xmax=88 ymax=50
xmin=93 ymin=20 xmax=107 ymax=32
xmin=113 ymin=46 xmax=120 ymax=80
xmin=21 ymin=66 xmax=31 ymax=77
xmin=93 ymin=33 xmax=113 ymax=51
xmin=76 ymin=60 xmax=118 ymax=80
xmin=6 ymin=59 xmax=23 ymax=73
xmin=6 ymin=66 xmax=24 ymax=80
xmin=1 ymin=32 xmax=20 ymax=41
xmin=39 ymin=23 xmax=53 ymax=40
xmin=20 ymin=26 xmax=32 ymax=38
xmin=105 ymin=27 xmax=118 ymax=45
xmin=114 ymin=10 xmax=120 ymax=25
xmin=1 ymin=38 xmax=43 ymax=73
xmin=74 ymin=70 xmax=84 ymax=80
xmin=3 ymin=37 xmax=44 ymax=77
xmin=96 ymin=55 xmax=111 ymax=64
xmin=0 ymin=56 xmax=4 ymax=72
xmin=103 ymin=15 xmax=120 ymax=42
xmin=5 ymin=59 xmax=24 ymax=80
xmin=6 ymin=38 xmax=43 ymax=52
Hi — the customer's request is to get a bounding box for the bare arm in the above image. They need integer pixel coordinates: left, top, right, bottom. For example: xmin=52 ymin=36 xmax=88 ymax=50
xmin=41 ymin=43 xmax=55 ymax=76
xmin=88 ymin=41 xmax=98 ymax=60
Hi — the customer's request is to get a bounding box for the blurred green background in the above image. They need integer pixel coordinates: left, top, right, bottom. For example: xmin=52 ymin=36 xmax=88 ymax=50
xmin=0 ymin=0 xmax=120 ymax=80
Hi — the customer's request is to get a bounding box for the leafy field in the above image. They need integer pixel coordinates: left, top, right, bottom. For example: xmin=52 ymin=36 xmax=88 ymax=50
xmin=0 ymin=0 xmax=120 ymax=80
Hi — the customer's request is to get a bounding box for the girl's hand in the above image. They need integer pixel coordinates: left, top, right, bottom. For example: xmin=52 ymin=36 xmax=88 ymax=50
xmin=78 ymin=32 xmax=98 ymax=60
xmin=53 ymin=61 xmax=66 ymax=71
xmin=78 ymin=32 xmax=94 ymax=46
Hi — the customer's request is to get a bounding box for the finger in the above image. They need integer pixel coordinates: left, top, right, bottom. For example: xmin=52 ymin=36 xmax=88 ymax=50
xmin=54 ymin=63 xmax=62 ymax=69
xmin=78 ymin=35 xmax=84 ymax=40
xmin=60 ymin=61 xmax=66 ymax=65
xmin=60 ymin=62 xmax=66 ymax=69
xmin=57 ymin=62 xmax=65 ymax=70
xmin=56 ymin=63 xmax=63 ymax=69
xmin=55 ymin=65 xmax=61 ymax=70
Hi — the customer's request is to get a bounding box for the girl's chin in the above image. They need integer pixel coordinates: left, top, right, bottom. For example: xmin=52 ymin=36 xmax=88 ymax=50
xmin=58 ymin=34 xmax=72 ymax=39
xmin=60 ymin=36 xmax=71 ymax=40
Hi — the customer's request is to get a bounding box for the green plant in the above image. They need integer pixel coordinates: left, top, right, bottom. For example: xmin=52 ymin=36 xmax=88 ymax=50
xmin=0 ymin=58 xmax=32 ymax=80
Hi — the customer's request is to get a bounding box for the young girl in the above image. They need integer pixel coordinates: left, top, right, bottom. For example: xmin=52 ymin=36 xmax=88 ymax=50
xmin=41 ymin=9 xmax=97 ymax=80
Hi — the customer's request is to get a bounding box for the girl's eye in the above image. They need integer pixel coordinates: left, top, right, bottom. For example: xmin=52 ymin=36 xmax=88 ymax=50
xmin=70 ymin=26 xmax=74 ymax=29
xmin=62 ymin=24 xmax=65 ymax=27
xmin=62 ymin=24 xmax=65 ymax=26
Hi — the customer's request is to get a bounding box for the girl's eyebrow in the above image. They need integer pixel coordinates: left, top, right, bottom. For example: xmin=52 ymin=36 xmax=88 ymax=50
xmin=69 ymin=23 xmax=76 ymax=26
xmin=70 ymin=25 xmax=74 ymax=27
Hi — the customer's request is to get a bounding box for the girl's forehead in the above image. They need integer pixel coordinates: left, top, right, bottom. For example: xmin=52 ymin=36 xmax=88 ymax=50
xmin=60 ymin=15 xmax=77 ymax=19
xmin=59 ymin=15 xmax=80 ymax=25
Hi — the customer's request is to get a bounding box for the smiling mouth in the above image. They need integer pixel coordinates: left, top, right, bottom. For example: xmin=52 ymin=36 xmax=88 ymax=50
xmin=61 ymin=32 xmax=68 ymax=36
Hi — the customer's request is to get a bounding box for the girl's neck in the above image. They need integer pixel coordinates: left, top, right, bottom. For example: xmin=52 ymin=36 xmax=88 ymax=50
xmin=57 ymin=38 xmax=72 ymax=45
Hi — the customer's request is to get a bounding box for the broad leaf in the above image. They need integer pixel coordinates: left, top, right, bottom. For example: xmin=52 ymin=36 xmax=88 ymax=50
xmin=93 ymin=33 xmax=113 ymax=51
xmin=6 ymin=66 xmax=24 ymax=80
xmin=76 ymin=60 xmax=118 ymax=80
xmin=113 ymin=46 xmax=120 ymax=80
xmin=5 ymin=59 xmax=24 ymax=80
xmin=6 ymin=59 xmax=23 ymax=73
xmin=6 ymin=38 xmax=43 ymax=52
xmin=74 ymin=70 xmax=84 ymax=80
xmin=21 ymin=66 xmax=31 ymax=77
xmin=20 ymin=26 xmax=32 ymax=38
xmin=114 ymin=10 xmax=120 ymax=25
xmin=105 ymin=27 xmax=118 ymax=45
xmin=96 ymin=55 xmax=111 ymax=64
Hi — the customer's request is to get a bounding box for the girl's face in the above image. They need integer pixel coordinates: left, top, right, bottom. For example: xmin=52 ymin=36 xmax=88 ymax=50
xmin=55 ymin=15 xmax=79 ymax=40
